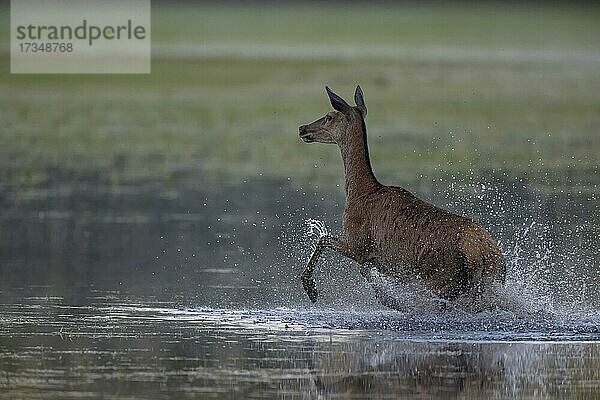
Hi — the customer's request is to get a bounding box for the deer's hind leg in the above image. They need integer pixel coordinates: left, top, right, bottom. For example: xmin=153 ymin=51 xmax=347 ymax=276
xmin=301 ymin=236 xmax=362 ymax=303
xmin=357 ymin=261 xmax=407 ymax=311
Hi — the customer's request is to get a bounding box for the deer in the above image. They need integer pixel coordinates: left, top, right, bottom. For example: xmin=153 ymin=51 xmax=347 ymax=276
xmin=298 ymin=85 xmax=506 ymax=310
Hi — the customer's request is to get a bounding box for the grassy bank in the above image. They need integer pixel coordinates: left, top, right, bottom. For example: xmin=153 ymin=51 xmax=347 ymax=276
xmin=1 ymin=3 xmax=599 ymax=190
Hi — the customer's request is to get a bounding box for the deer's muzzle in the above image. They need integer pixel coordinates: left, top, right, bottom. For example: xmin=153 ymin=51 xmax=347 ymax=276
xmin=298 ymin=125 xmax=315 ymax=142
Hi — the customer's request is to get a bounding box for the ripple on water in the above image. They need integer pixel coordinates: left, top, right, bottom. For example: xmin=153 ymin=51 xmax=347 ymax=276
xmin=1 ymin=298 xmax=599 ymax=399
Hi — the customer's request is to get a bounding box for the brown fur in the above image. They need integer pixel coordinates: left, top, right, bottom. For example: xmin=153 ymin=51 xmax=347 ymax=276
xmin=298 ymin=86 xmax=505 ymax=307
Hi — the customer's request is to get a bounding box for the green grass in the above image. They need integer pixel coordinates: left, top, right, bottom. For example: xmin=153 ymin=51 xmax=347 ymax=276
xmin=0 ymin=3 xmax=599 ymax=190
xmin=150 ymin=3 xmax=600 ymax=49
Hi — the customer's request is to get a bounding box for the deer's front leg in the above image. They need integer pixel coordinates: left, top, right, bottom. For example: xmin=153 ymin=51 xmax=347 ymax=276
xmin=301 ymin=235 xmax=359 ymax=303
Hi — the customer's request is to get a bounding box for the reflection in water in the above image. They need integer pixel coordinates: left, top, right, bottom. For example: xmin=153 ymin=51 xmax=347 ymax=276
xmin=0 ymin=298 xmax=598 ymax=399
xmin=0 ymin=175 xmax=599 ymax=398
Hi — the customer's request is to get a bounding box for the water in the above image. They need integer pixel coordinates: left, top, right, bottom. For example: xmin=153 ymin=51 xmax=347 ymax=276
xmin=1 ymin=295 xmax=599 ymax=399
xmin=1 ymin=175 xmax=599 ymax=398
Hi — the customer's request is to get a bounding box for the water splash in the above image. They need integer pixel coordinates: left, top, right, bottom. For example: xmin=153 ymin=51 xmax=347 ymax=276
xmin=494 ymin=221 xmax=556 ymax=315
xmin=299 ymin=214 xmax=596 ymax=321
xmin=437 ymin=179 xmax=598 ymax=317
xmin=368 ymin=269 xmax=451 ymax=314
xmin=305 ymin=218 xmax=329 ymax=239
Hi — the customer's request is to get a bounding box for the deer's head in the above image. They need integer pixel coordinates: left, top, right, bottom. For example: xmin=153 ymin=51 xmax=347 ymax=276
xmin=299 ymin=85 xmax=367 ymax=144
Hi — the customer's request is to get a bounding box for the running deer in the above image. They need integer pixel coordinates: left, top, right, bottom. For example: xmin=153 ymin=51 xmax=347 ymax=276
xmin=298 ymin=86 xmax=506 ymax=309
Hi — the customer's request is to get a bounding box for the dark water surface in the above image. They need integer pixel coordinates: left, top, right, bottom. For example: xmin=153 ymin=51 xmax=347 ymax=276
xmin=1 ymin=294 xmax=599 ymax=399
xmin=1 ymin=176 xmax=599 ymax=398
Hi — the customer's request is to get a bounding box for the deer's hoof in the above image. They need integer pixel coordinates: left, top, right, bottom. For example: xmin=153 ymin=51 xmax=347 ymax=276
xmin=301 ymin=275 xmax=318 ymax=303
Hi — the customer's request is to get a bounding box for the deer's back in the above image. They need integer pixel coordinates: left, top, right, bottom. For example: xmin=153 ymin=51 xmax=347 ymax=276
xmin=346 ymin=185 xmax=505 ymax=298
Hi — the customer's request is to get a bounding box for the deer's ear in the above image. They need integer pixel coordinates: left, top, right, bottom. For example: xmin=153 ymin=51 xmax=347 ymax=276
xmin=325 ymin=86 xmax=352 ymax=115
xmin=354 ymin=85 xmax=367 ymax=118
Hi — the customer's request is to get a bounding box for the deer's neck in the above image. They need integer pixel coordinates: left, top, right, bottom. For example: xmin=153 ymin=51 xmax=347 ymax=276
xmin=339 ymin=118 xmax=380 ymax=201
